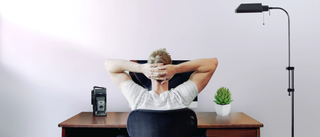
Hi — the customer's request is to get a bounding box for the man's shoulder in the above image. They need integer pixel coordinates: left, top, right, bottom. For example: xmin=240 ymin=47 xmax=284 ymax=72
xmin=122 ymin=80 xmax=147 ymax=94
xmin=170 ymin=80 xmax=198 ymax=94
xmin=172 ymin=80 xmax=197 ymax=89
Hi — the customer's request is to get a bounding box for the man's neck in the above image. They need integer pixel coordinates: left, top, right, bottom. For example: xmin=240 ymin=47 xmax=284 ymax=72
xmin=151 ymin=80 xmax=169 ymax=95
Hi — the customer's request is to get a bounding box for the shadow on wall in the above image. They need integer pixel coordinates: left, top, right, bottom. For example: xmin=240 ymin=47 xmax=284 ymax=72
xmin=0 ymin=64 xmax=34 ymax=136
xmin=0 ymin=12 xmax=2 ymax=65
xmin=0 ymin=22 xmax=108 ymax=89
xmin=0 ymin=24 xmax=111 ymax=137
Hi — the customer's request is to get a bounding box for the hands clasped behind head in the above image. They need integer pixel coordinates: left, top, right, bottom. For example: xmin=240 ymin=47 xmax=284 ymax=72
xmin=149 ymin=63 xmax=169 ymax=82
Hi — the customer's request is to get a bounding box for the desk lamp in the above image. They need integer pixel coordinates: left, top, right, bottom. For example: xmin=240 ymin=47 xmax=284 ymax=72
xmin=235 ymin=3 xmax=295 ymax=137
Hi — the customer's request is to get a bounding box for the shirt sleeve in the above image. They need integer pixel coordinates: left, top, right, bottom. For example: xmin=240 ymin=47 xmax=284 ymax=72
xmin=121 ymin=80 xmax=147 ymax=109
xmin=171 ymin=80 xmax=199 ymax=106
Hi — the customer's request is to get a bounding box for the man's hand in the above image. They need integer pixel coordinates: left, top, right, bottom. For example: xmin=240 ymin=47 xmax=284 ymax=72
xmin=141 ymin=63 xmax=167 ymax=80
xmin=147 ymin=64 xmax=178 ymax=85
xmin=162 ymin=64 xmax=177 ymax=80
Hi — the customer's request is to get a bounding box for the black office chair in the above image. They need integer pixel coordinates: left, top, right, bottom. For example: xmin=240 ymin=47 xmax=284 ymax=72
xmin=126 ymin=108 xmax=198 ymax=137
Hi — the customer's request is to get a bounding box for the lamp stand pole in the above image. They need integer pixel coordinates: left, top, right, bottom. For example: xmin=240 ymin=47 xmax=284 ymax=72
xmin=270 ymin=7 xmax=295 ymax=137
xmin=236 ymin=4 xmax=295 ymax=136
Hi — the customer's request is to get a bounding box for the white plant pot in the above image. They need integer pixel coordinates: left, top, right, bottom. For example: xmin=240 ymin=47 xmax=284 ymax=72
xmin=215 ymin=103 xmax=231 ymax=116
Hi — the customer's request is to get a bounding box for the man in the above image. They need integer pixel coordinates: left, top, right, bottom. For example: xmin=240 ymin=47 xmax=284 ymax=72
xmin=105 ymin=48 xmax=218 ymax=110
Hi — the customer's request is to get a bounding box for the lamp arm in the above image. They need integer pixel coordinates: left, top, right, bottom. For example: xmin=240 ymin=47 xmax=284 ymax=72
xmin=269 ymin=7 xmax=291 ymax=67
xmin=270 ymin=7 xmax=294 ymax=94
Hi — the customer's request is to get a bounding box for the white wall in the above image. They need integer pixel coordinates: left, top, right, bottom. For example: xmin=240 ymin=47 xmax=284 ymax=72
xmin=0 ymin=0 xmax=319 ymax=137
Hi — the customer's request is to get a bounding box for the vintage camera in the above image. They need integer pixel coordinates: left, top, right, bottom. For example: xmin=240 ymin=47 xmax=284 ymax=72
xmin=91 ymin=86 xmax=107 ymax=116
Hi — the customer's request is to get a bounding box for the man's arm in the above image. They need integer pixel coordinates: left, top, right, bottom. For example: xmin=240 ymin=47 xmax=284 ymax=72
xmin=105 ymin=59 xmax=144 ymax=91
xmin=105 ymin=59 xmax=164 ymax=91
xmin=165 ymin=58 xmax=218 ymax=93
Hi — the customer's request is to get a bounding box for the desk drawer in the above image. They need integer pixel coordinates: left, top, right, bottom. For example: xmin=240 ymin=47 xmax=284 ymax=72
xmin=63 ymin=128 xmax=128 ymax=137
xmin=207 ymin=128 xmax=259 ymax=137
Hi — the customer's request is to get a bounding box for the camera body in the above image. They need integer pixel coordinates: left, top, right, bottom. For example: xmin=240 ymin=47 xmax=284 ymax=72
xmin=91 ymin=86 xmax=107 ymax=116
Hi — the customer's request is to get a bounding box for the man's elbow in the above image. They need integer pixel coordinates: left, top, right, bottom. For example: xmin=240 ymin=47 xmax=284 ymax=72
xmin=105 ymin=59 xmax=113 ymax=72
xmin=212 ymin=58 xmax=218 ymax=66
xmin=210 ymin=58 xmax=218 ymax=72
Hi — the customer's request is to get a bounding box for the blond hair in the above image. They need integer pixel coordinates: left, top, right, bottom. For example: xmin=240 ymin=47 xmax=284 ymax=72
xmin=148 ymin=48 xmax=172 ymax=65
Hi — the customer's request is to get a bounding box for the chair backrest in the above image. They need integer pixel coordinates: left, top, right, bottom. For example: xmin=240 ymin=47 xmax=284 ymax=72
xmin=127 ymin=108 xmax=197 ymax=137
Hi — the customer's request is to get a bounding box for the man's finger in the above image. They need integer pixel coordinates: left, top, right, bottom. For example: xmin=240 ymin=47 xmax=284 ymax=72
xmin=150 ymin=72 xmax=167 ymax=77
xmin=150 ymin=63 xmax=163 ymax=68
xmin=157 ymin=66 xmax=166 ymax=70
xmin=150 ymin=68 xmax=158 ymax=72
xmin=154 ymin=77 xmax=169 ymax=81
xmin=158 ymin=72 xmax=167 ymax=76
xmin=154 ymin=77 xmax=166 ymax=81
xmin=150 ymin=67 xmax=166 ymax=72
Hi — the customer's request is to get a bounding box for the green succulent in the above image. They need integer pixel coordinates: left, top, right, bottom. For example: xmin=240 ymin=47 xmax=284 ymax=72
xmin=214 ymin=87 xmax=233 ymax=105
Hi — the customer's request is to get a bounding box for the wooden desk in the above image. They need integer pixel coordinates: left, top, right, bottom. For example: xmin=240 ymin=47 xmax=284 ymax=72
xmin=59 ymin=112 xmax=263 ymax=137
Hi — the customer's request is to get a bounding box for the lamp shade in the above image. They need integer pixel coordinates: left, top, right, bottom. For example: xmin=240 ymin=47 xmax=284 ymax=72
xmin=235 ymin=3 xmax=269 ymax=13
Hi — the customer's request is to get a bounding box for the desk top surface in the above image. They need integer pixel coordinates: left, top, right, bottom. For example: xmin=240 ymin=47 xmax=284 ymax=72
xmin=58 ymin=112 xmax=263 ymax=128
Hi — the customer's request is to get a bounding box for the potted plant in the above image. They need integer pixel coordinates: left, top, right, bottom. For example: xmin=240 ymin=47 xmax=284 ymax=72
xmin=213 ymin=87 xmax=233 ymax=116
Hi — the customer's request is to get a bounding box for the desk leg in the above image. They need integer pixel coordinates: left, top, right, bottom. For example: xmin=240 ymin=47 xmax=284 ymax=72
xmin=62 ymin=128 xmax=66 ymax=137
